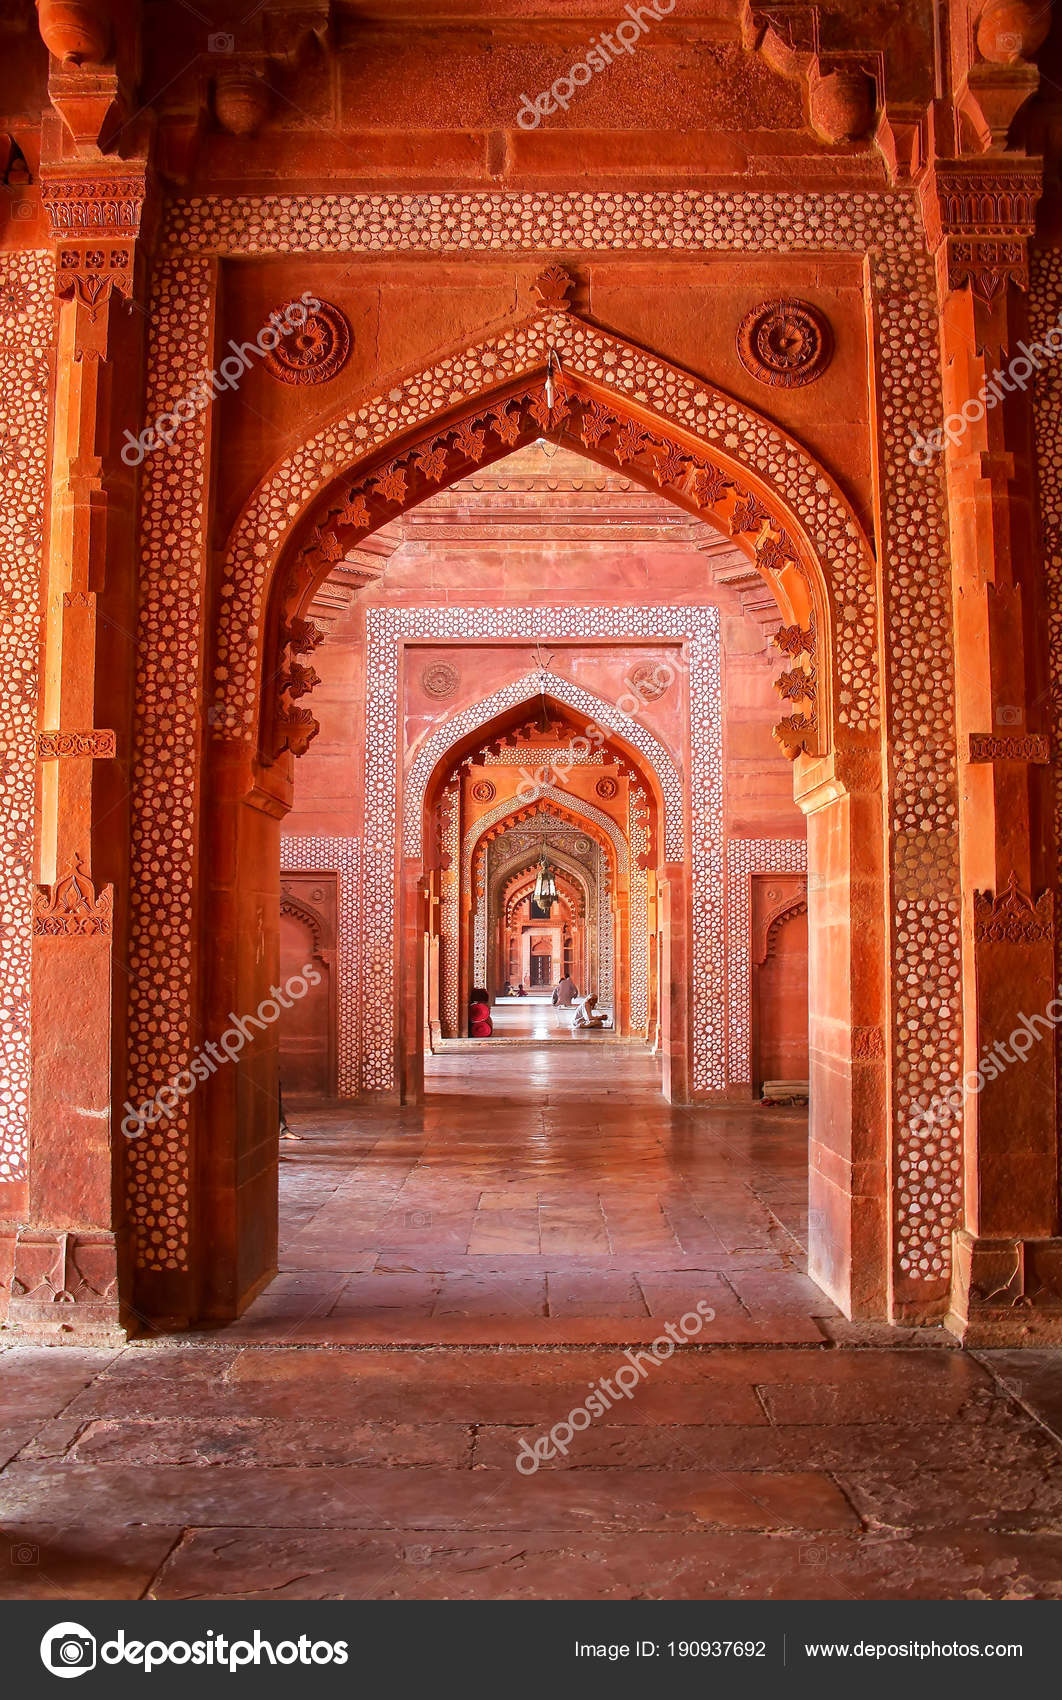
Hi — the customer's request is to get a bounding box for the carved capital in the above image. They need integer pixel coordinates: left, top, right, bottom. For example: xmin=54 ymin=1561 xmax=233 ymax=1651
xmin=40 ymin=167 xmax=146 ymax=319
xmin=920 ymin=160 xmax=1042 ymax=305
xmin=40 ymin=170 xmax=146 ymax=236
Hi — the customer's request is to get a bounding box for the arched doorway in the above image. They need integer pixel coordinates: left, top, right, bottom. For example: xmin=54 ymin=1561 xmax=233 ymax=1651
xmin=133 ymin=297 xmax=889 ymax=1328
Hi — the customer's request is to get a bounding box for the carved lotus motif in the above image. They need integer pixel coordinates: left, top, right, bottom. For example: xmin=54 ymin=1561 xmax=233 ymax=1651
xmin=265 ymin=301 xmax=351 ymax=386
xmin=737 ymin=300 xmax=833 ymax=388
xmin=421 ymin=662 xmax=459 ymax=700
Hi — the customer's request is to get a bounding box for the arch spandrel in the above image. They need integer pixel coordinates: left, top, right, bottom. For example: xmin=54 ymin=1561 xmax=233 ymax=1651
xmin=213 ymin=302 xmax=880 ymax=772
xmin=409 ymin=672 xmax=680 ymax=863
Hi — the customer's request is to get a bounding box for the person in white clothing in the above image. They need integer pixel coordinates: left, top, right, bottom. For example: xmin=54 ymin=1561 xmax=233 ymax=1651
xmin=572 ymin=993 xmax=608 ymax=1029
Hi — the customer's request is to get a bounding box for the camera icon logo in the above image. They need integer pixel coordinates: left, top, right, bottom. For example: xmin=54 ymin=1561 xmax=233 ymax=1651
xmin=40 ymin=1623 xmax=97 ymax=1679
xmin=208 ymin=31 xmax=235 ymax=52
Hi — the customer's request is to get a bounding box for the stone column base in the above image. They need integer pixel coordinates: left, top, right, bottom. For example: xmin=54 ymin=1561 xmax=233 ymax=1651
xmin=945 ymin=1229 xmax=1062 ymax=1345
xmin=0 ymin=1228 xmax=126 ymax=1345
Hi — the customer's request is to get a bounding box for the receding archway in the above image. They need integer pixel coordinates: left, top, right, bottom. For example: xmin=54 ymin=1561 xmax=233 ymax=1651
xmin=182 ymin=304 xmax=886 ymax=1331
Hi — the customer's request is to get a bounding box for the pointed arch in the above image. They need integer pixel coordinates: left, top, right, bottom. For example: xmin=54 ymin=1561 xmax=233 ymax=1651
xmin=465 ymin=787 xmax=628 ymax=890
xmin=209 ymin=305 xmax=879 ymax=773
xmin=409 ymin=672 xmax=681 ymax=862
xmin=467 ymin=796 xmax=621 ymax=1015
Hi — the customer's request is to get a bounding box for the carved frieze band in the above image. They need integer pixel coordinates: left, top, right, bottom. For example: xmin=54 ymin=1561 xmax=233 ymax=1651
xmin=969 ymin=732 xmax=1050 ymax=764
xmin=37 ymin=729 xmax=116 ymax=759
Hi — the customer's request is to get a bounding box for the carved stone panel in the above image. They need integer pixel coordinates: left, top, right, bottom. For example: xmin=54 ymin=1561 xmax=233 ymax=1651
xmin=279 ymin=871 xmax=338 ymax=1099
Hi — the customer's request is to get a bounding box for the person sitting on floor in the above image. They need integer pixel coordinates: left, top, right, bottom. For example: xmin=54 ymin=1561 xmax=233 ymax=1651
xmin=572 ymin=993 xmax=608 ymax=1029
xmin=552 ymin=973 xmax=578 ymax=1007
xmin=516 ymin=982 xmax=528 ymax=997
xmin=502 ymin=981 xmax=513 ymax=997
xmin=468 ymin=987 xmax=493 ymax=1038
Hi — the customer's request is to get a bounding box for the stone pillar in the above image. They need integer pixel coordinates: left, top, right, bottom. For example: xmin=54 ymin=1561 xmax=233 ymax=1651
xmin=5 ymin=154 xmax=150 ymax=1342
xmin=195 ymin=751 xmax=282 ymax=1325
xmin=399 ymin=866 xmax=427 ymax=1103
xmin=797 ymin=751 xmax=889 ymax=1319
xmin=659 ymin=863 xmax=690 ymax=1105
xmin=920 ymin=159 xmax=1062 ymax=1342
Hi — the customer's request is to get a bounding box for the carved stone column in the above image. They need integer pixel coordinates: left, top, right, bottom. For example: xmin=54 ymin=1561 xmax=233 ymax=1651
xmin=9 ymin=154 xmax=151 ymax=1341
xmin=920 ymin=157 xmax=1062 ymax=1342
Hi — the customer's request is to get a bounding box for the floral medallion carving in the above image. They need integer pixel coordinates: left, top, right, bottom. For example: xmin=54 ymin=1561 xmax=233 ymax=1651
xmin=421 ymin=661 xmax=460 ymax=699
xmin=470 ymin=779 xmax=497 ymax=804
xmin=595 ymin=776 xmax=619 ymax=800
xmin=736 ymin=299 xmax=832 ymax=388
xmin=265 ymin=300 xmax=351 ymax=385
xmin=628 ymin=660 xmax=671 ymax=702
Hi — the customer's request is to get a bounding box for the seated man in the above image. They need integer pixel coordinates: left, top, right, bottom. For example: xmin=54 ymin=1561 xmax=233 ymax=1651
xmin=553 ymin=973 xmax=578 ymax=1007
xmin=572 ymin=993 xmax=608 ymax=1029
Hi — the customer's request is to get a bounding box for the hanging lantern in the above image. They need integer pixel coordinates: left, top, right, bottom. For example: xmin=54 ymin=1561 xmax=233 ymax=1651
xmin=533 ymin=852 xmax=557 ymax=908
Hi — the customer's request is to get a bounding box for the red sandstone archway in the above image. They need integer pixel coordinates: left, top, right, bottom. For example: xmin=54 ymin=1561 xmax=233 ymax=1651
xmin=187 ymin=306 xmax=885 ymax=1329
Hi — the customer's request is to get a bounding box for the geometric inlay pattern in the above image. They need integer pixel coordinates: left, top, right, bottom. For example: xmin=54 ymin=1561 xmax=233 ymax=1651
xmin=403 ymin=669 xmax=683 ymax=862
xmin=125 ymin=256 xmax=214 ymax=1268
xmin=726 ymin=838 xmax=808 ymax=1085
xmin=0 ymin=251 xmax=52 ymax=1182
xmin=366 ymin=605 xmax=723 ymax=1093
xmin=875 ymin=251 xmax=962 ymax=1294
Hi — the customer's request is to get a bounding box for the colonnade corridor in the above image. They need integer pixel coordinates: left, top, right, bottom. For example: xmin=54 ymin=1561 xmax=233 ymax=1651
xmin=4 ymin=1040 xmax=1062 ymax=1599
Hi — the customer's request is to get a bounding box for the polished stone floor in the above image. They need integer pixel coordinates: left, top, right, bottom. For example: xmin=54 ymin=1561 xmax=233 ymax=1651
xmin=3 ymin=1045 xmax=1062 ymax=1600
xmin=251 ymin=1044 xmax=827 ymax=1344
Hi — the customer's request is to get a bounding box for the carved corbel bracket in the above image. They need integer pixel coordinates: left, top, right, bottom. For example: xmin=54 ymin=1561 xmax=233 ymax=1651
xmin=36 ymin=0 xmax=134 ymax=155
xmin=919 ymin=157 xmax=1041 ymax=306
xmin=740 ymin=2 xmax=879 ymax=142
xmin=957 ymin=0 xmax=1051 ymax=154
xmin=40 ymin=168 xmax=146 ymax=320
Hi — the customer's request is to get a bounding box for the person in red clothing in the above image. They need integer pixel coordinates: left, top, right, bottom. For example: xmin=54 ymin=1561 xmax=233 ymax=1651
xmin=468 ymin=986 xmax=493 ymax=1037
